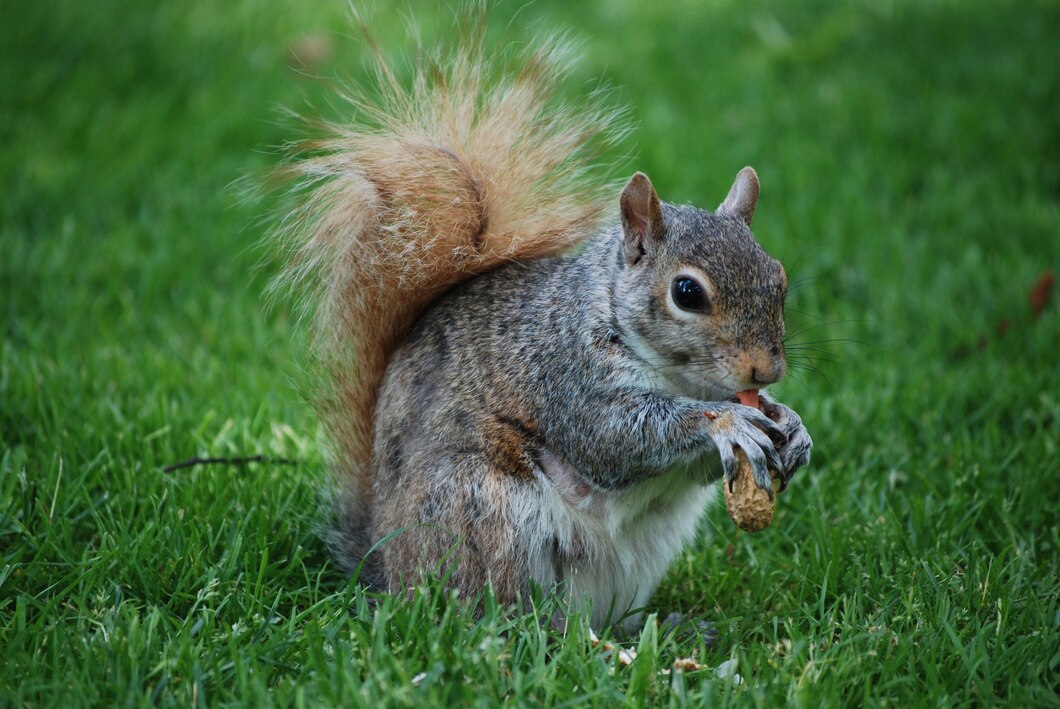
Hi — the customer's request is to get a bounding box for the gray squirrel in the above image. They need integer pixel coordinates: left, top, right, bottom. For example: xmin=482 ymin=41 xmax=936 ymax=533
xmin=275 ymin=15 xmax=812 ymax=632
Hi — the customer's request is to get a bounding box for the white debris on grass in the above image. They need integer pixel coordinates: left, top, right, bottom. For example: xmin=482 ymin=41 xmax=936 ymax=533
xmin=713 ymin=658 xmax=744 ymax=685
xmin=588 ymin=628 xmax=638 ymax=666
xmin=589 ymin=628 xmax=745 ymax=685
xmin=671 ymin=657 xmax=707 ymax=672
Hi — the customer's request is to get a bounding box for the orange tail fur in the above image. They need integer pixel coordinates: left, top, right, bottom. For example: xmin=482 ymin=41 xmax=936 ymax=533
xmin=273 ymin=9 xmax=625 ymax=518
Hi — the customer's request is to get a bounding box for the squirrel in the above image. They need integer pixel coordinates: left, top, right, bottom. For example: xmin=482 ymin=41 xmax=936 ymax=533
xmin=274 ymin=11 xmax=812 ymax=632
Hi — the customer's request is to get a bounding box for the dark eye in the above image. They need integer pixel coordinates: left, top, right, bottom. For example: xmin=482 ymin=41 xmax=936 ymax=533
xmin=671 ymin=277 xmax=710 ymax=312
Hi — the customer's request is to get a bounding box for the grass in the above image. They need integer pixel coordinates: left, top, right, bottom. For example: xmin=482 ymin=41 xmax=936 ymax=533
xmin=2 ymin=0 xmax=1058 ymax=705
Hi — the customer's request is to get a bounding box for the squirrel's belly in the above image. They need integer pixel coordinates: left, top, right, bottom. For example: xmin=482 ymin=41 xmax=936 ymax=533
xmin=532 ymin=448 xmax=718 ymax=629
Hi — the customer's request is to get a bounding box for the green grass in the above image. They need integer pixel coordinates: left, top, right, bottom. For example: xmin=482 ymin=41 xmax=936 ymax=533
xmin=3 ymin=0 xmax=1058 ymax=705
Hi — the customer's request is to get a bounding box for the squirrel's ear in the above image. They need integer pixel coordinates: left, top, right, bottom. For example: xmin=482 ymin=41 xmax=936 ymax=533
xmin=717 ymin=167 xmax=760 ymax=226
xmin=620 ymin=172 xmax=665 ymax=266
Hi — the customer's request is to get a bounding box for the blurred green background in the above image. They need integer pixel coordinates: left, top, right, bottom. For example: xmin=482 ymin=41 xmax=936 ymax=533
xmin=2 ymin=0 xmax=1057 ymax=705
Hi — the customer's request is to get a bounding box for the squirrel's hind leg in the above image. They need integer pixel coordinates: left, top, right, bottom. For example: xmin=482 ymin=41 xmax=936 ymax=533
xmin=371 ymin=453 xmax=545 ymax=610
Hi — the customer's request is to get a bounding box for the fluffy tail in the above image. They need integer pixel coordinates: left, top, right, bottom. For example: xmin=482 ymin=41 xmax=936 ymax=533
xmin=273 ymin=8 xmax=624 ymax=569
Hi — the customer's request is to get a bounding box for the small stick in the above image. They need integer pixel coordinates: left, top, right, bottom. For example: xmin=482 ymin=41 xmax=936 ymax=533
xmin=162 ymin=455 xmax=297 ymax=473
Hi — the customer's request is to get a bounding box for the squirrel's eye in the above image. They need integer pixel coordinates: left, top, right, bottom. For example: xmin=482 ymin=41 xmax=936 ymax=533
xmin=671 ymin=277 xmax=710 ymax=312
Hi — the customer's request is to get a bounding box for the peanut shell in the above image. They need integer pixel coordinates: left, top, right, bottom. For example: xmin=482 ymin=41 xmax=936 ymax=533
xmin=723 ymin=450 xmax=776 ymax=532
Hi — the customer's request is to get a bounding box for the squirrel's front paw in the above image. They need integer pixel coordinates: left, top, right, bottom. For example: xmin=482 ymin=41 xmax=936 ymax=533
xmin=704 ymin=403 xmax=783 ymax=495
xmin=758 ymin=393 xmax=813 ymax=489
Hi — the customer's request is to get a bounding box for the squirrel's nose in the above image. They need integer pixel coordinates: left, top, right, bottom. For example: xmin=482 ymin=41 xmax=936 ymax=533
xmin=748 ymin=353 xmax=786 ymax=386
xmin=750 ymin=367 xmax=776 ymax=386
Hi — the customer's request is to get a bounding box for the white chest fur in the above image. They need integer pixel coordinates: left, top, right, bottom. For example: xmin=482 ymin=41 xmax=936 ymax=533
xmin=527 ymin=449 xmax=719 ymax=631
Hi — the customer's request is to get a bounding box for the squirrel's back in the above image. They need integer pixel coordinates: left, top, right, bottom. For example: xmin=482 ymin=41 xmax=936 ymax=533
xmin=272 ymin=9 xmax=625 ymax=568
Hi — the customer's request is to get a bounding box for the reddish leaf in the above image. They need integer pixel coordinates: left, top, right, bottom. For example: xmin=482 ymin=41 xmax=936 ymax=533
xmin=1029 ymin=270 xmax=1055 ymax=318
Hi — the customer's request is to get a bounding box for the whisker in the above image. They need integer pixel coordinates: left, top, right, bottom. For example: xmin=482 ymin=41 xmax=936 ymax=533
xmin=788 ymin=361 xmax=838 ymax=387
xmin=784 ymin=307 xmax=827 ymax=318
xmin=784 ymin=344 xmax=842 ymax=353
xmin=786 ymin=276 xmax=819 ymax=292
xmin=785 ymin=337 xmax=869 ymax=348
xmin=783 ymin=318 xmax=867 ymax=341
xmin=785 ymin=352 xmax=842 ymax=363
xmin=786 ymin=349 xmax=843 ymax=366
xmin=787 ymin=352 xmax=844 ymax=366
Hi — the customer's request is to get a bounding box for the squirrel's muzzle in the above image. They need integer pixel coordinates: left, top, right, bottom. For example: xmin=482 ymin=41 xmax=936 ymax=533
xmin=742 ymin=347 xmax=787 ymax=387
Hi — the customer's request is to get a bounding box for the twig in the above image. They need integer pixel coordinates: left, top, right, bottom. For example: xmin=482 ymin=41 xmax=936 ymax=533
xmin=163 ymin=455 xmax=297 ymax=473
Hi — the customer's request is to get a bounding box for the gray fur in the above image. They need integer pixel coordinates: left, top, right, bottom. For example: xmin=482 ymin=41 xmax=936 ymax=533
xmin=336 ymin=172 xmax=813 ymax=629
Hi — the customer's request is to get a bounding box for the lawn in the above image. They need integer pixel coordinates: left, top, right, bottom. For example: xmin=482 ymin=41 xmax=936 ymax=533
xmin=2 ymin=0 xmax=1058 ymax=705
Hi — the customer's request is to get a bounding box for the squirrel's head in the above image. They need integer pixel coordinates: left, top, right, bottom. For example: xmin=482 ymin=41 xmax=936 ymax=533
xmin=613 ymin=168 xmax=788 ymax=400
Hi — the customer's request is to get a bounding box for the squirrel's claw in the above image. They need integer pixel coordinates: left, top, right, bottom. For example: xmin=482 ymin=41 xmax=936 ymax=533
xmin=710 ymin=403 xmax=783 ymax=498
xmin=758 ymin=393 xmax=813 ymax=489
xmin=742 ymin=405 xmax=786 ymax=446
